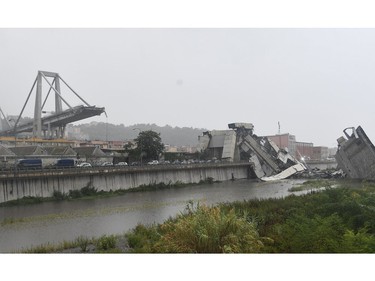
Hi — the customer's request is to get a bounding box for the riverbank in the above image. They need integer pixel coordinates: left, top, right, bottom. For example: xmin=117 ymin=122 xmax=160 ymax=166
xmin=17 ymin=178 xmax=375 ymax=253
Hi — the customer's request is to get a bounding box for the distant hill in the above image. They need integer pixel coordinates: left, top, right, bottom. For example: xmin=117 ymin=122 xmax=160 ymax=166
xmin=68 ymin=122 xmax=207 ymax=146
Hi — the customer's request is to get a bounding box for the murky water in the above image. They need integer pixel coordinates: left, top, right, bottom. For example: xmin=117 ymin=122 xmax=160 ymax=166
xmin=0 ymin=179 xmax=308 ymax=252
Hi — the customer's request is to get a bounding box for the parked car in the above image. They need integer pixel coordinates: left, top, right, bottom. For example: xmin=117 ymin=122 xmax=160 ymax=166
xmin=77 ymin=162 xmax=92 ymax=168
xmin=115 ymin=162 xmax=128 ymax=166
xmin=101 ymin=162 xmax=113 ymax=166
xmin=147 ymin=160 xmax=159 ymax=165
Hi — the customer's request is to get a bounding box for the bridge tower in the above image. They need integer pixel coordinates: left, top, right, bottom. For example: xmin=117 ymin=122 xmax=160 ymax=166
xmin=33 ymin=71 xmax=67 ymax=138
xmin=0 ymin=70 xmax=105 ymax=140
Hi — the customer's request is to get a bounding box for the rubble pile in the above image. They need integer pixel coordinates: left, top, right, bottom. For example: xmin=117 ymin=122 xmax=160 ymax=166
xmin=198 ymin=123 xmax=306 ymax=181
xmin=292 ymin=167 xmax=345 ymax=179
xmin=233 ymin=123 xmax=305 ymax=181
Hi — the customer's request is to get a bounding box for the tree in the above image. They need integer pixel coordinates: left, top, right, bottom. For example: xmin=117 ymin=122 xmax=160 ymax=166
xmin=135 ymin=130 xmax=164 ymax=162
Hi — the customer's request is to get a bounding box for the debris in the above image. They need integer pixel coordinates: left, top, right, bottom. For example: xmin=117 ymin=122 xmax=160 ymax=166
xmin=261 ymin=163 xmax=306 ymax=181
xmin=291 ymin=167 xmax=345 ymax=179
xmin=335 ymin=126 xmax=375 ymax=180
xmin=198 ymin=123 xmax=307 ymax=181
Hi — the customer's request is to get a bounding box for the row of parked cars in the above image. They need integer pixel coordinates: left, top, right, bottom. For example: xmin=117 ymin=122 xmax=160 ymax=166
xmin=81 ymin=162 xmax=128 ymax=167
xmin=148 ymin=159 xmax=222 ymax=165
xmin=14 ymin=158 xmax=223 ymax=170
xmin=80 ymin=159 xmax=222 ymax=168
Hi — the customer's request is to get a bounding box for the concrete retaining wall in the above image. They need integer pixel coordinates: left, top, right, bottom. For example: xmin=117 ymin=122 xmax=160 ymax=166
xmin=0 ymin=163 xmax=251 ymax=203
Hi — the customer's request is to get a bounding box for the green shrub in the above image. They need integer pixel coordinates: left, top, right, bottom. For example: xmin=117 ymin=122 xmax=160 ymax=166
xmin=75 ymin=236 xmax=90 ymax=252
xmin=68 ymin=189 xmax=82 ymax=198
xmin=52 ymin=190 xmax=66 ymax=200
xmin=153 ymin=204 xmax=265 ymax=253
xmin=126 ymin=224 xmax=160 ymax=253
xmin=80 ymin=186 xmax=97 ymax=196
xmin=340 ymin=228 xmax=375 ymax=253
xmin=206 ymin=177 xmax=214 ymax=184
xmin=274 ymin=213 xmax=346 ymax=253
xmin=96 ymin=235 xmax=117 ymax=252
xmin=199 ymin=177 xmax=215 ymax=184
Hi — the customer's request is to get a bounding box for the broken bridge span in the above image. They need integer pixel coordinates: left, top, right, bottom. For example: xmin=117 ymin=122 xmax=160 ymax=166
xmin=0 ymin=71 xmax=105 ymax=139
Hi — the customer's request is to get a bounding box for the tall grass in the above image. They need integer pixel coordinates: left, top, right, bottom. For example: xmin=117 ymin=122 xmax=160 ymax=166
xmin=126 ymin=181 xmax=375 ymax=253
xmin=127 ymin=202 xmax=266 ymax=253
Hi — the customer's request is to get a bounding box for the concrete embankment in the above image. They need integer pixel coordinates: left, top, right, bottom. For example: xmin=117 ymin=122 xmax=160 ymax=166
xmin=0 ymin=163 xmax=252 ymax=203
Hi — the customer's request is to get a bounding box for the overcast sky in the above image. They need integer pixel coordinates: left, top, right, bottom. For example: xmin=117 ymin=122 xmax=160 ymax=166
xmin=1 ymin=28 xmax=375 ymax=147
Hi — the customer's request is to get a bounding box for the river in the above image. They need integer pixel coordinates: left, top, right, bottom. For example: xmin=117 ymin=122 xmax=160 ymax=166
xmin=0 ymin=178 xmax=308 ymax=252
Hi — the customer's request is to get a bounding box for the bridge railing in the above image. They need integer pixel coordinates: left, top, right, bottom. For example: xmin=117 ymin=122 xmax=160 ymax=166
xmin=0 ymin=161 xmax=252 ymax=179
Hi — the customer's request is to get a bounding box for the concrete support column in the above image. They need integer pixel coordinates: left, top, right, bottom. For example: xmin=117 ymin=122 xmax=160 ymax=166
xmin=33 ymin=72 xmax=42 ymax=138
xmin=55 ymin=75 xmax=63 ymax=114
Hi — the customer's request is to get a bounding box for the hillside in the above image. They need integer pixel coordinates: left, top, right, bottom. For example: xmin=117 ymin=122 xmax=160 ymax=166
xmin=68 ymin=122 xmax=207 ymax=146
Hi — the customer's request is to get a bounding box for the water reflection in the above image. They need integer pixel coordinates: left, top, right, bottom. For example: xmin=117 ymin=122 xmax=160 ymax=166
xmin=0 ymin=179 xmax=306 ymax=252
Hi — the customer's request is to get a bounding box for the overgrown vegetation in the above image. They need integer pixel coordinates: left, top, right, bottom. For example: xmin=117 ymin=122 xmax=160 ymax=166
xmin=20 ymin=234 xmax=121 ymax=253
xmin=10 ymin=179 xmax=375 ymax=253
xmin=20 ymin=237 xmax=91 ymax=253
xmin=126 ymin=202 xmax=266 ymax=253
xmin=95 ymin=235 xmax=118 ymax=252
xmin=0 ymin=196 xmax=45 ymax=207
xmin=125 ymin=180 xmax=375 ymax=253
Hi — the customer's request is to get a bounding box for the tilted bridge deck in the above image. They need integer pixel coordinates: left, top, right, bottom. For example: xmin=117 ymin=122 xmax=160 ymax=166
xmin=0 ymin=105 xmax=105 ymax=136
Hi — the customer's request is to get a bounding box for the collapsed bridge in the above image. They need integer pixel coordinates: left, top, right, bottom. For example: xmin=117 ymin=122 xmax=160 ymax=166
xmin=198 ymin=122 xmax=306 ymax=181
xmin=335 ymin=126 xmax=375 ymax=180
xmin=0 ymin=71 xmax=105 ymax=139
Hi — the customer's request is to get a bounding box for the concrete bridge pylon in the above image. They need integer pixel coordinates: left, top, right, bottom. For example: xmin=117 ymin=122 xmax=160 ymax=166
xmin=0 ymin=71 xmax=105 ymax=139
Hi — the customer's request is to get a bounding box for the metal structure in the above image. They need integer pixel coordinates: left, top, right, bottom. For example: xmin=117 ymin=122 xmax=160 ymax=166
xmin=198 ymin=122 xmax=306 ymax=181
xmin=0 ymin=71 xmax=105 ymax=139
xmin=335 ymin=126 xmax=375 ymax=180
xmin=0 ymin=107 xmax=11 ymax=131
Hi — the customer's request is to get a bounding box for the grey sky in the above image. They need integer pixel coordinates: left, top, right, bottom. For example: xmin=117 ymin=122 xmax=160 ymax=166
xmin=1 ymin=28 xmax=374 ymax=147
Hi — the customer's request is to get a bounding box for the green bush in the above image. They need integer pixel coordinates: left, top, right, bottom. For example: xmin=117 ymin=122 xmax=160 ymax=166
xmin=126 ymin=224 xmax=160 ymax=253
xmin=52 ymin=190 xmax=67 ymax=200
xmin=274 ymin=213 xmax=346 ymax=253
xmin=206 ymin=177 xmax=214 ymax=184
xmin=75 ymin=236 xmax=90 ymax=252
xmin=340 ymin=228 xmax=375 ymax=253
xmin=67 ymin=186 xmax=97 ymax=199
xmin=68 ymin=189 xmax=82 ymax=198
xmin=96 ymin=235 xmax=117 ymax=252
xmin=153 ymin=204 xmax=265 ymax=253
xmin=80 ymin=186 xmax=97 ymax=196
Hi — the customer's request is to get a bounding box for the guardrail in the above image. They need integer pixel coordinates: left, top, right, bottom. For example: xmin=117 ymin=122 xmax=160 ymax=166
xmin=0 ymin=161 xmax=252 ymax=179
